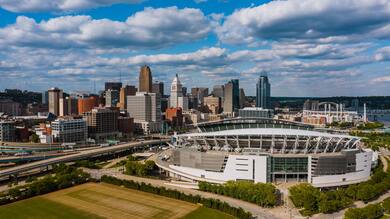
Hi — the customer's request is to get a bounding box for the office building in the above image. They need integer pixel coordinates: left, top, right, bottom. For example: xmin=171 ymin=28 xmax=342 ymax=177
xmin=231 ymin=79 xmax=240 ymax=110
xmin=139 ymin=65 xmax=153 ymax=92
xmin=239 ymin=88 xmax=246 ymax=109
xmin=152 ymin=81 xmax=164 ymax=96
xmin=51 ymin=117 xmax=87 ymax=143
xmin=0 ymin=121 xmax=16 ymax=142
xmin=127 ymin=92 xmax=161 ymax=122
xmin=238 ymin=107 xmax=274 ymax=118
xmin=105 ymin=89 xmax=119 ymax=107
xmin=59 ymin=97 xmax=78 ymax=116
xmin=83 ymin=107 xmax=120 ymax=141
xmin=166 ymin=108 xmax=183 ymax=128
xmin=256 ymin=72 xmax=271 ymax=109
xmin=105 ymin=82 xmax=122 ymax=91
xmin=0 ymin=99 xmax=22 ymax=116
xmin=78 ymin=96 xmax=99 ymax=114
xmin=127 ymin=92 xmax=161 ymax=134
xmin=118 ymin=85 xmax=137 ymax=110
xmin=223 ymin=82 xmax=234 ymax=114
xmin=118 ymin=116 xmax=134 ymax=137
xmin=204 ymin=96 xmax=221 ymax=114
xmin=169 ymin=74 xmax=188 ymax=111
xmin=212 ymin=85 xmax=224 ymax=98
xmin=191 ymin=87 xmax=209 ymax=106
xmin=42 ymin=91 xmax=48 ymax=104
xmin=48 ymin=87 xmax=63 ymax=116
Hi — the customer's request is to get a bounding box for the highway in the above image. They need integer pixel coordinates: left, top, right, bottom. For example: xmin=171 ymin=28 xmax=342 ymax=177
xmin=0 ymin=139 xmax=169 ymax=179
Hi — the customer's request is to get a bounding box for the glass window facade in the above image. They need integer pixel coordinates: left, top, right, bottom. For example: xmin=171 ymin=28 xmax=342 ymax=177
xmin=271 ymin=157 xmax=308 ymax=173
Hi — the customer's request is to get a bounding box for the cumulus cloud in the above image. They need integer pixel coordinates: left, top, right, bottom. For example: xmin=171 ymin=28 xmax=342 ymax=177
xmin=0 ymin=7 xmax=211 ymax=49
xmin=217 ymin=0 xmax=390 ymax=44
xmin=375 ymin=46 xmax=390 ymax=61
xmin=0 ymin=0 xmax=143 ymax=12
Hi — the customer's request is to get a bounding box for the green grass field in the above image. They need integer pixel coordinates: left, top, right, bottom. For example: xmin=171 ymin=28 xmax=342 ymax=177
xmin=182 ymin=207 xmax=236 ymax=219
xmin=0 ymin=183 xmax=236 ymax=219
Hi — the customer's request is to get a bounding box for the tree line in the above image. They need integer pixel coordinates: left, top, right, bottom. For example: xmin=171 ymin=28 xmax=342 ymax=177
xmin=125 ymin=155 xmax=156 ymax=177
xmin=344 ymin=197 xmax=390 ymax=219
xmin=289 ymin=161 xmax=390 ymax=216
xmin=198 ymin=180 xmax=279 ymax=207
xmin=101 ymin=175 xmax=252 ymax=219
xmin=0 ymin=164 xmax=90 ymax=205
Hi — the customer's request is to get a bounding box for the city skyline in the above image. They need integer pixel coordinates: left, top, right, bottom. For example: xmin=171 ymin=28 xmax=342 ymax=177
xmin=0 ymin=0 xmax=390 ymax=97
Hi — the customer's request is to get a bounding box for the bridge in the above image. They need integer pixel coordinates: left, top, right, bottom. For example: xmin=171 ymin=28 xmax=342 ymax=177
xmin=0 ymin=139 xmax=169 ymax=180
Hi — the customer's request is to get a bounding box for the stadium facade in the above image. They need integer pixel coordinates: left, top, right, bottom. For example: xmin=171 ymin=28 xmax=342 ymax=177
xmin=157 ymin=118 xmax=375 ymax=187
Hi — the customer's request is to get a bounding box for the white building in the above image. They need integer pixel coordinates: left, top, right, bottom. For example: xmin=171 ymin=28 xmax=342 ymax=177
xmin=51 ymin=117 xmax=88 ymax=143
xmin=169 ymin=74 xmax=188 ymax=110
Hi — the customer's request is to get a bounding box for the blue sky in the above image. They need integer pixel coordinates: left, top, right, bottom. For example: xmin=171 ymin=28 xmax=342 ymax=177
xmin=0 ymin=0 xmax=389 ymax=97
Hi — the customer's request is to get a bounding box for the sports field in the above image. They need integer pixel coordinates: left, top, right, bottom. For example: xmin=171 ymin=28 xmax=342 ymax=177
xmin=0 ymin=183 xmax=235 ymax=219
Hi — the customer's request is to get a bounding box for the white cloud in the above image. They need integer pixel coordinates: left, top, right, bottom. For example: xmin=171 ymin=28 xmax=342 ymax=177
xmin=371 ymin=76 xmax=390 ymax=83
xmin=0 ymin=7 xmax=211 ymax=49
xmin=217 ymin=0 xmax=390 ymax=44
xmin=0 ymin=0 xmax=143 ymax=12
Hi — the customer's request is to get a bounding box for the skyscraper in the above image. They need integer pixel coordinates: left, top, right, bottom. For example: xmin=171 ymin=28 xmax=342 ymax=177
xmin=169 ymin=74 xmax=188 ymax=110
xmin=105 ymin=89 xmax=119 ymax=107
xmin=152 ymin=81 xmax=164 ymax=96
xmin=118 ymin=85 xmax=137 ymax=110
xmin=239 ymin=88 xmax=246 ymax=109
xmin=48 ymin=87 xmax=63 ymax=116
xmin=256 ymin=72 xmax=271 ymax=109
xmin=104 ymin=82 xmax=122 ymax=91
xmin=212 ymin=85 xmax=224 ymax=98
xmin=223 ymin=82 xmax=233 ymax=113
xmin=139 ymin=65 xmax=153 ymax=92
xmin=231 ymin=79 xmax=240 ymax=110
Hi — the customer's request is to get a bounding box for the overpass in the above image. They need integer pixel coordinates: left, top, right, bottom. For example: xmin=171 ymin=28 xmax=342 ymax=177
xmin=0 ymin=139 xmax=169 ymax=180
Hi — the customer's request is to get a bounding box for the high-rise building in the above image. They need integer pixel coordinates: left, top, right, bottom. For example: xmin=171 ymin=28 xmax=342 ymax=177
xmin=212 ymin=85 xmax=224 ymax=98
xmin=182 ymin=87 xmax=187 ymax=96
xmin=51 ymin=117 xmax=87 ymax=143
xmin=105 ymin=89 xmax=120 ymax=107
xmin=48 ymin=87 xmax=63 ymax=116
xmin=223 ymin=79 xmax=239 ymax=114
xmin=118 ymin=85 xmax=137 ymax=110
xmin=152 ymin=81 xmax=164 ymax=96
xmin=127 ymin=92 xmax=161 ymax=122
xmin=256 ymin=72 xmax=271 ymax=109
xmin=127 ymin=92 xmax=161 ymax=134
xmin=139 ymin=65 xmax=153 ymax=92
xmin=59 ymin=96 xmax=78 ymax=116
xmin=191 ymin=87 xmax=209 ymax=106
xmin=83 ymin=107 xmax=120 ymax=140
xmin=231 ymin=79 xmax=240 ymax=110
xmin=104 ymin=82 xmax=122 ymax=91
xmin=78 ymin=96 xmax=99 ymax=114
xmin=169 ymin=74 xmax=188 ymax=111
xmin=239 ymin=88 xmax=246 ymax=109
xmin=223 ymin=82 xmax=234 ymax=113
xmin=204 ymin=96 xmax=221 ymax=114
xmin=0 ymin=121 xmax=16 ymax=142
xmin=42 ymin=91 xmax=48 ymax=104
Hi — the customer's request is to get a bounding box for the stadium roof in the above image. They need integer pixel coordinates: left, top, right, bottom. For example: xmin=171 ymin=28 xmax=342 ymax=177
xmin=178 ymin=128 xmax=358 ymax=139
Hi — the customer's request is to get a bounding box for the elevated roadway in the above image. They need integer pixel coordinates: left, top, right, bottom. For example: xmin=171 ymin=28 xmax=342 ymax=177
xmin=0 ymin=139 xmax=169 ymax=179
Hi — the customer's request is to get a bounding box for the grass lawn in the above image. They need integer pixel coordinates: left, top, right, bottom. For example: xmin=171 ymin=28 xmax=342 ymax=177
xmin=1 ymin=183 xmax=221 ymax=219
xmin=181 ymin=207 xmax=236 ymax=219
xmin=0 ymin=197 xmax=102 ymax=219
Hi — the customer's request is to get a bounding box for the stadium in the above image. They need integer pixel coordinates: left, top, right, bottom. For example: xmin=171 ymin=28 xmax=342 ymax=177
xmin=157 ymin=118 xmax=375 ymax=187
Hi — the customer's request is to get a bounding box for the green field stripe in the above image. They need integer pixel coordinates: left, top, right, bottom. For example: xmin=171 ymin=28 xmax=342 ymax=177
xmin=67 ymin=188 xmax=175 ymax=218
xmin=0 ymin=197 xmax=103 ymax=219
